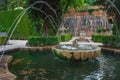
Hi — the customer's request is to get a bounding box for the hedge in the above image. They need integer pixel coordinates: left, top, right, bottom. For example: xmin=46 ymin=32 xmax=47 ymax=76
xmin=27 ymin=36 xmax=60 ymax=46
xmin=61 ymin=34 xmax=72 ymax=42
xmin=0 ymin=10 xmax=37 ymax=39
xmin=92 ymin=34 xmax=120 ymax=48
xmin=92 ymin=34 xmax=105 ymax=43
xmin=0 ymin=36 xmax=8 ymax=45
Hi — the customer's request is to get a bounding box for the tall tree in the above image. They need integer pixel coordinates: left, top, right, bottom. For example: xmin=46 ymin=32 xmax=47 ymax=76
xmin=27 ymin=0 xmax=62 ymax=36
xmin=27 ymin=0 xmax=88 ymax=36
xmin=61 ymin=0 xmax=87 ymax=13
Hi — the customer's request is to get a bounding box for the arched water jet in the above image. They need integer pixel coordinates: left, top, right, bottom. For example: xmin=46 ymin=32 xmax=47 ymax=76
xmin=0 ymin=10 xmax=26 ymax=61
xmin=28 ymin=1 xmax=60 ymax=24
xmin=105 ymin=0 xmax=120 ymax=35
xmin=8 ymin=1 xmax=60 ymax=36
xmin=31 ymin=7 xmax=58 ymax=31
xmin=106 ymin=0 xmax=120 ymax=16
xmin=0 ymin=1 xmax=61 ymax=61
xmin=106 ymin=0 xmax=116 ymax=11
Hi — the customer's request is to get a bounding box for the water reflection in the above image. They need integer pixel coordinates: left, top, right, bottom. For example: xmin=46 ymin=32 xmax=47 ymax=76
xmin=9 ymin=51 xmax=120 ymax=80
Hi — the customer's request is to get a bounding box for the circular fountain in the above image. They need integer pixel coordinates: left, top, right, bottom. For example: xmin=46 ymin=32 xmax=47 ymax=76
xmin=52 ymin=38 xmax=101 ymax=61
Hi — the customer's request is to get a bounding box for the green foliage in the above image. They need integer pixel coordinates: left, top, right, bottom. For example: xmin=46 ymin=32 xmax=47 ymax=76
xmin=0 ymin=10 xmax=37 ymax=39
xmin=96 ymin=26 xmax=102 ymax=33
xmin=112 ymin=21 xmax=118 ymax=35
xmin=92 ymin=34 xmax=120 ymax=48
xmin=0 ymin=36 xmax=8 ymax=45
xmin=28 ymin=36 xmax=60 ymax=46
xmin=27 ymin=0 xmax=62 ymax=36
xmin=102 ymin=35 xmax=120 ymax=48
xmin=88 ymin=9 xmax=94 ymax=14
xmin=0 ymin=25 xmax=7 ymax=32
xmin=8 ymin=0 xmax=26 ymax=10
xmin=88 ymin=9 xmax=100 ymax=14
xmin=85 ymin=0 xmax=93 ymax=5
xmin=61 ymin=34 xmax=72 ymax=42
xmin=61 ymin=0 xmax=87 ymax=12
xmin=96 ymin=26 xmax=105 ymax=33
xmin=27 ymin=0 xmax=88 ymax=36
xmin=72 ymin=0 xmax=87 ymax=11
xmin=92 ymin=34 xmax=104 ymax=43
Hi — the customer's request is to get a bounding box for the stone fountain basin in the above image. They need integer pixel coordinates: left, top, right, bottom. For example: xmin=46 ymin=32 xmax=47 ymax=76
xmin=52 ymin=46 xmax=101 ymax=61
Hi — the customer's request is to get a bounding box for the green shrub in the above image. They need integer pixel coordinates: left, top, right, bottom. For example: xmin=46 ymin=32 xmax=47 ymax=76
xmin=92 ymin=34 xmax=104 ymax=43
xmin=112 ymin=36 xmax=120 ymax=48
xmin=0 ymin=10 xmax=37 ymax=40
xmin=61 ymin=34 xmax=72 ymax=42
xmin=92 ymin=34 xmax=120 ymax=48
xmin=88 ymin=9 xmax=94 ymax=14
xmin=28 ymin=36 xmax=42 ymax=46
xmin=28 ymin=36 xmax=60 ymax=46
xmin=0 ymin=36 xmax=8 ymax=45
xmin=96 ymin=26 xmax=103 ymax=33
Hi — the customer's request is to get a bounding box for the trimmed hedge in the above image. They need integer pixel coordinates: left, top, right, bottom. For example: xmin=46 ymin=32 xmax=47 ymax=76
xmin=92 ymin=34 xmax=120 ymax=48
xmin=27 ymin=36 xmax=60 ymax=46
xmin=61 ymin=34 xmax=72 ymax=42
xmin=0 ymin=36 xmax=8 ymax=45
xmin=0 ymin=10 xmax=37 ymax=39
xmin=92 ymin=34 xmax=105 ymax=43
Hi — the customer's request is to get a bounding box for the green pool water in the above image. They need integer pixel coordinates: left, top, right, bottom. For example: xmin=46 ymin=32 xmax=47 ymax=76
xmin=9 ymin=50 xmax=120 ymax=80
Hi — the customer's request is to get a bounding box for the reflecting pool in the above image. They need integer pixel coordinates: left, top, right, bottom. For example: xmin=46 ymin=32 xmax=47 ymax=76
xmin=9 ymin=50 xmax=120 ymax=80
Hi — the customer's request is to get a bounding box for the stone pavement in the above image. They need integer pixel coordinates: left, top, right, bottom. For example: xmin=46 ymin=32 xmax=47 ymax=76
xmin=0 ymin=40 xmax=27 ymax=53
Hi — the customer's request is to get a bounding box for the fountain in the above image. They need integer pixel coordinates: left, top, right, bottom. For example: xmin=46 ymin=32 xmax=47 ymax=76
xmin=0 ymin=0 xmax=120 ymax=80
xmin=52 ymin=38 xmax=101 ymax=61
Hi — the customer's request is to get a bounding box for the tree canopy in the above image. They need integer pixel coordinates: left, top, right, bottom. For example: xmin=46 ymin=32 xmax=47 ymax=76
xmin=27 ymin=0 xmax=62 ymax=36
xmin=61 ymin=0 xmax=88 ymax=13
xmin=27 ymin=0 xmax=89 ymax=36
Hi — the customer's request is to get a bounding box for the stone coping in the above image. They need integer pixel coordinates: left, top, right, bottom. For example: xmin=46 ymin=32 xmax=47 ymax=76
xmin=52 ymin=47 xmax=101 ymax=52
xmin=100 ymin=46 xmax=120 ymax=53
xmin=0 ymin=55 xmax=17 ymax=80
xmin=52 ymin=46 xmax=101 ymax=61
xmin=0 ymin=46 xmax=55 ymax=53
xmin=20 ymin=46 xmax=55 ymax=51
xmin=0 ymin=46 xmax=54 ymax=80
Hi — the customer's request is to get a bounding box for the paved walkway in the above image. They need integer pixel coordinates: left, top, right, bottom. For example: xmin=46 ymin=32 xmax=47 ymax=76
xmin=0 ymin=40 xmax=27 ymax=53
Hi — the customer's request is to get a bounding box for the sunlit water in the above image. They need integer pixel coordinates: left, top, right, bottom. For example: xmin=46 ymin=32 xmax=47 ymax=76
xmin=9 ymin=50 xmax=120 ymax=80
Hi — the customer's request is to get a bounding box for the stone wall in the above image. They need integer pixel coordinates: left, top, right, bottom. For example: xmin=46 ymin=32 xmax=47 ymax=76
xmin=61 ymin=6 xmax=113 ymax=37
